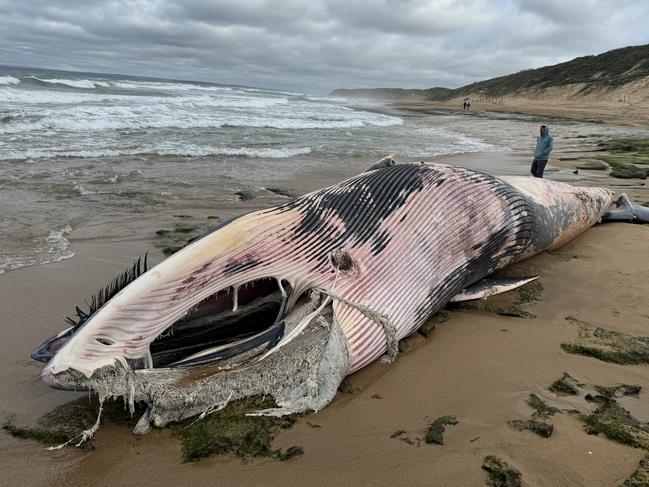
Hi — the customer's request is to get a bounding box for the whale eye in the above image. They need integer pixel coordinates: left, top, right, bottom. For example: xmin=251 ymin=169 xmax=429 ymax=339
xmin=95 ymin=337 xmax=115 ymax=346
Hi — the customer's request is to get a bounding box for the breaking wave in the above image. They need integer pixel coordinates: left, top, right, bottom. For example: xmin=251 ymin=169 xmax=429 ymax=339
xmin=0 ymin=75 xmax=20 ymax=85
xmin=0 ymin=145 xmax=312 ymax=161
xmin=0 ymin=225 xmax=74 ymax=275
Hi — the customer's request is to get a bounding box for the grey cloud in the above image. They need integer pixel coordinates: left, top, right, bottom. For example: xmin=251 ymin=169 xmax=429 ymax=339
xmin=0 ymin=0 xmax=648 ymax=93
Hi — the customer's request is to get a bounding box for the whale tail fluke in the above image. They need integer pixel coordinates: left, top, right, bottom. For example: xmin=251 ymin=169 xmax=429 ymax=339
xmin=602 ymin=194 xmax=649 ymax=224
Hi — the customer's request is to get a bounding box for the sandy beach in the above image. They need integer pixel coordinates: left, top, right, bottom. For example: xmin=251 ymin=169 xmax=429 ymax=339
xmin=1 ymin=139 xmax=648 ymax=486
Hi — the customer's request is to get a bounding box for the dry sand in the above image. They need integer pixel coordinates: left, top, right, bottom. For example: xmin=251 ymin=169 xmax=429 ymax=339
xmin=1 ymin=151 xmax=648 ymax=487
xmin=391 ymin=78 xmax=649 ymax=127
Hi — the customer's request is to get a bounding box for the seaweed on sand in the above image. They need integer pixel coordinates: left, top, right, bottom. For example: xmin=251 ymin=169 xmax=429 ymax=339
xmin=549 ymin=373 xmax=582 ymax=395
xmin=623 ymin=455 xmax=649 ymax=487
xmin=3 ymin=398 xmax=144 ymax=448
xmin=424 ymin=415 xmax=458 ymax=445
xmin=482 ymin=455 xmax=522 ymax=487
xmin=509 ymin=393 xmax=557 ymax=438
xmin=582 ymin=400 xmax=649 ymax=450
xmin=561 ymin=316 xmax=649 ymax=365
xmin=174 ymin=396 xmax=301 ymax=463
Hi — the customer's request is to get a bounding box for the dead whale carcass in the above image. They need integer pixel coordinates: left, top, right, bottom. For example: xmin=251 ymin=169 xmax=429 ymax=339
xmin=32 ymin=160 xmax=642 ymax=430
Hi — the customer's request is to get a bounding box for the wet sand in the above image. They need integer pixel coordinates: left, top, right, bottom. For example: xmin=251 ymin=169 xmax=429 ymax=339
xmin=1 ymin=150 xmax=649 ymax=486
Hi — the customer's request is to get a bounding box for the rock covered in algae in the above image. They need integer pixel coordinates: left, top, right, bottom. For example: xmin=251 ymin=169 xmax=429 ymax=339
xmin=482 ymin=455 xmax=522 ymax=487
xmin=562 ymin=316 xmax=649 ymax=365
xmin=424 ymin=415 xmax=459 ymax=445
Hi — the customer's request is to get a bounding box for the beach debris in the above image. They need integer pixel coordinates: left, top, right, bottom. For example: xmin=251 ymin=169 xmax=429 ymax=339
xmin=424 ymin=415 xmax=458 ymax=445
xmin=549 ymin=373 xmax=582 ymax=395
xmin=371 ymin=394 xmax=383 ymax=400
xmin=481 ymin=455 xmax=522 ymax=487
xmin=562 ymin=316 xmax=649 ymax=365
xmin=622 ymin=455 xmax=649 ymax=487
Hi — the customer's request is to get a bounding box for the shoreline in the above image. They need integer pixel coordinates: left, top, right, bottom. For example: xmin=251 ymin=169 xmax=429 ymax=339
xmin=385 ymin=99 xmax=649 ymax=128
xmin=1 ymin=147 xmax=649 ymax=486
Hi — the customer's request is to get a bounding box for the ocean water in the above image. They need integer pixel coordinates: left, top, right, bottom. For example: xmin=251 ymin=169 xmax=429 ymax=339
xmin=1 ymin=66 xmax=645 ymax=275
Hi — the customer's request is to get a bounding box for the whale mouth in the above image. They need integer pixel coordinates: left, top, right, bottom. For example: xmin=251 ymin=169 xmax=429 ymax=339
xmin=149 ymin=277 xmax=286 ymax=368
xmin=34 ymin=277 xmax=309 ymax=371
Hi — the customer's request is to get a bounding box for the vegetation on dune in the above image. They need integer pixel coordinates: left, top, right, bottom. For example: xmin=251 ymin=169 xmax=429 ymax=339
xmin=331 ymin=44 xmax=649 ymax=100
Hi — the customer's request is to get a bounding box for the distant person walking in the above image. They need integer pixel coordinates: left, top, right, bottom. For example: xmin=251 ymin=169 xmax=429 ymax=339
xmin=530 ymin=124 xmax=553 ymax=178
xmin=463 ymin=101 xmax=467 ymax=110
xmin=466 ymin=101 xmax=471 ymax=111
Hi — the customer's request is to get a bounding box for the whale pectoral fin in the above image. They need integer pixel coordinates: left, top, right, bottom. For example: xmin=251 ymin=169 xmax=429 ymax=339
xmin=602 ymin=194 xmax=649 ymax=224
xmin=449 ymin=276 xmax=540 ymax=302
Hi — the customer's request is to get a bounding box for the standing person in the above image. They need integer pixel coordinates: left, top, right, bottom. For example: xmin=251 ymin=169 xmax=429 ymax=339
xmin=530 ymin=124 xmax=554 ymax=178
xmin=466 ymin=101 xmax=471 ymax=111
xmin=463 ymin=101 xmax=467 ymax=110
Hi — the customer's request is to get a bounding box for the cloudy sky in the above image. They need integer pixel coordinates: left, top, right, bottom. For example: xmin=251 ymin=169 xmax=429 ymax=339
xmin=1 ymin=0 xmax=648 ymax=93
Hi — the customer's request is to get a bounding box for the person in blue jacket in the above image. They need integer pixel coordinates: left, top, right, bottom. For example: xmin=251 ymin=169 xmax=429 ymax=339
xmin=530 ymin=124 xmax=553 ymax=178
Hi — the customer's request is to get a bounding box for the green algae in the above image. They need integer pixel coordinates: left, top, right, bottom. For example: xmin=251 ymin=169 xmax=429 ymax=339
xmin=424 ymin=415 xmax=458 ymax=445
xmin=174 ymin=396 xmax=300 ymax=463
xmin=509 ymin=393 xmax=556 ymax=438
xmin=582 ymin=400 xmax=649 ymax=450
xmin=515 ymin=280 xmax=544 ymax=304
xmin=561 ymin=316 xmax=649 ymax=365
xmin=527 ymin=393 xmax=559 ymax=420
xmin=453 ymin=301 xmax=535 ymax=319
xmin=576 ymin=160 xmax=609 ymax=171
xmin=509 ymin=419 xmax=554 ymax=438
xmin=623 ymin=455 xmax=649 ymax=487
xmin=549 ymin=373 xmax=582 ymax=395
xmin=592 ymin=138 xmax=649 ymax=179
xmin=482 ymin=455 xmax=522 ymax=487
xmin=3 ymin=399 xmax=144 ymax=448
